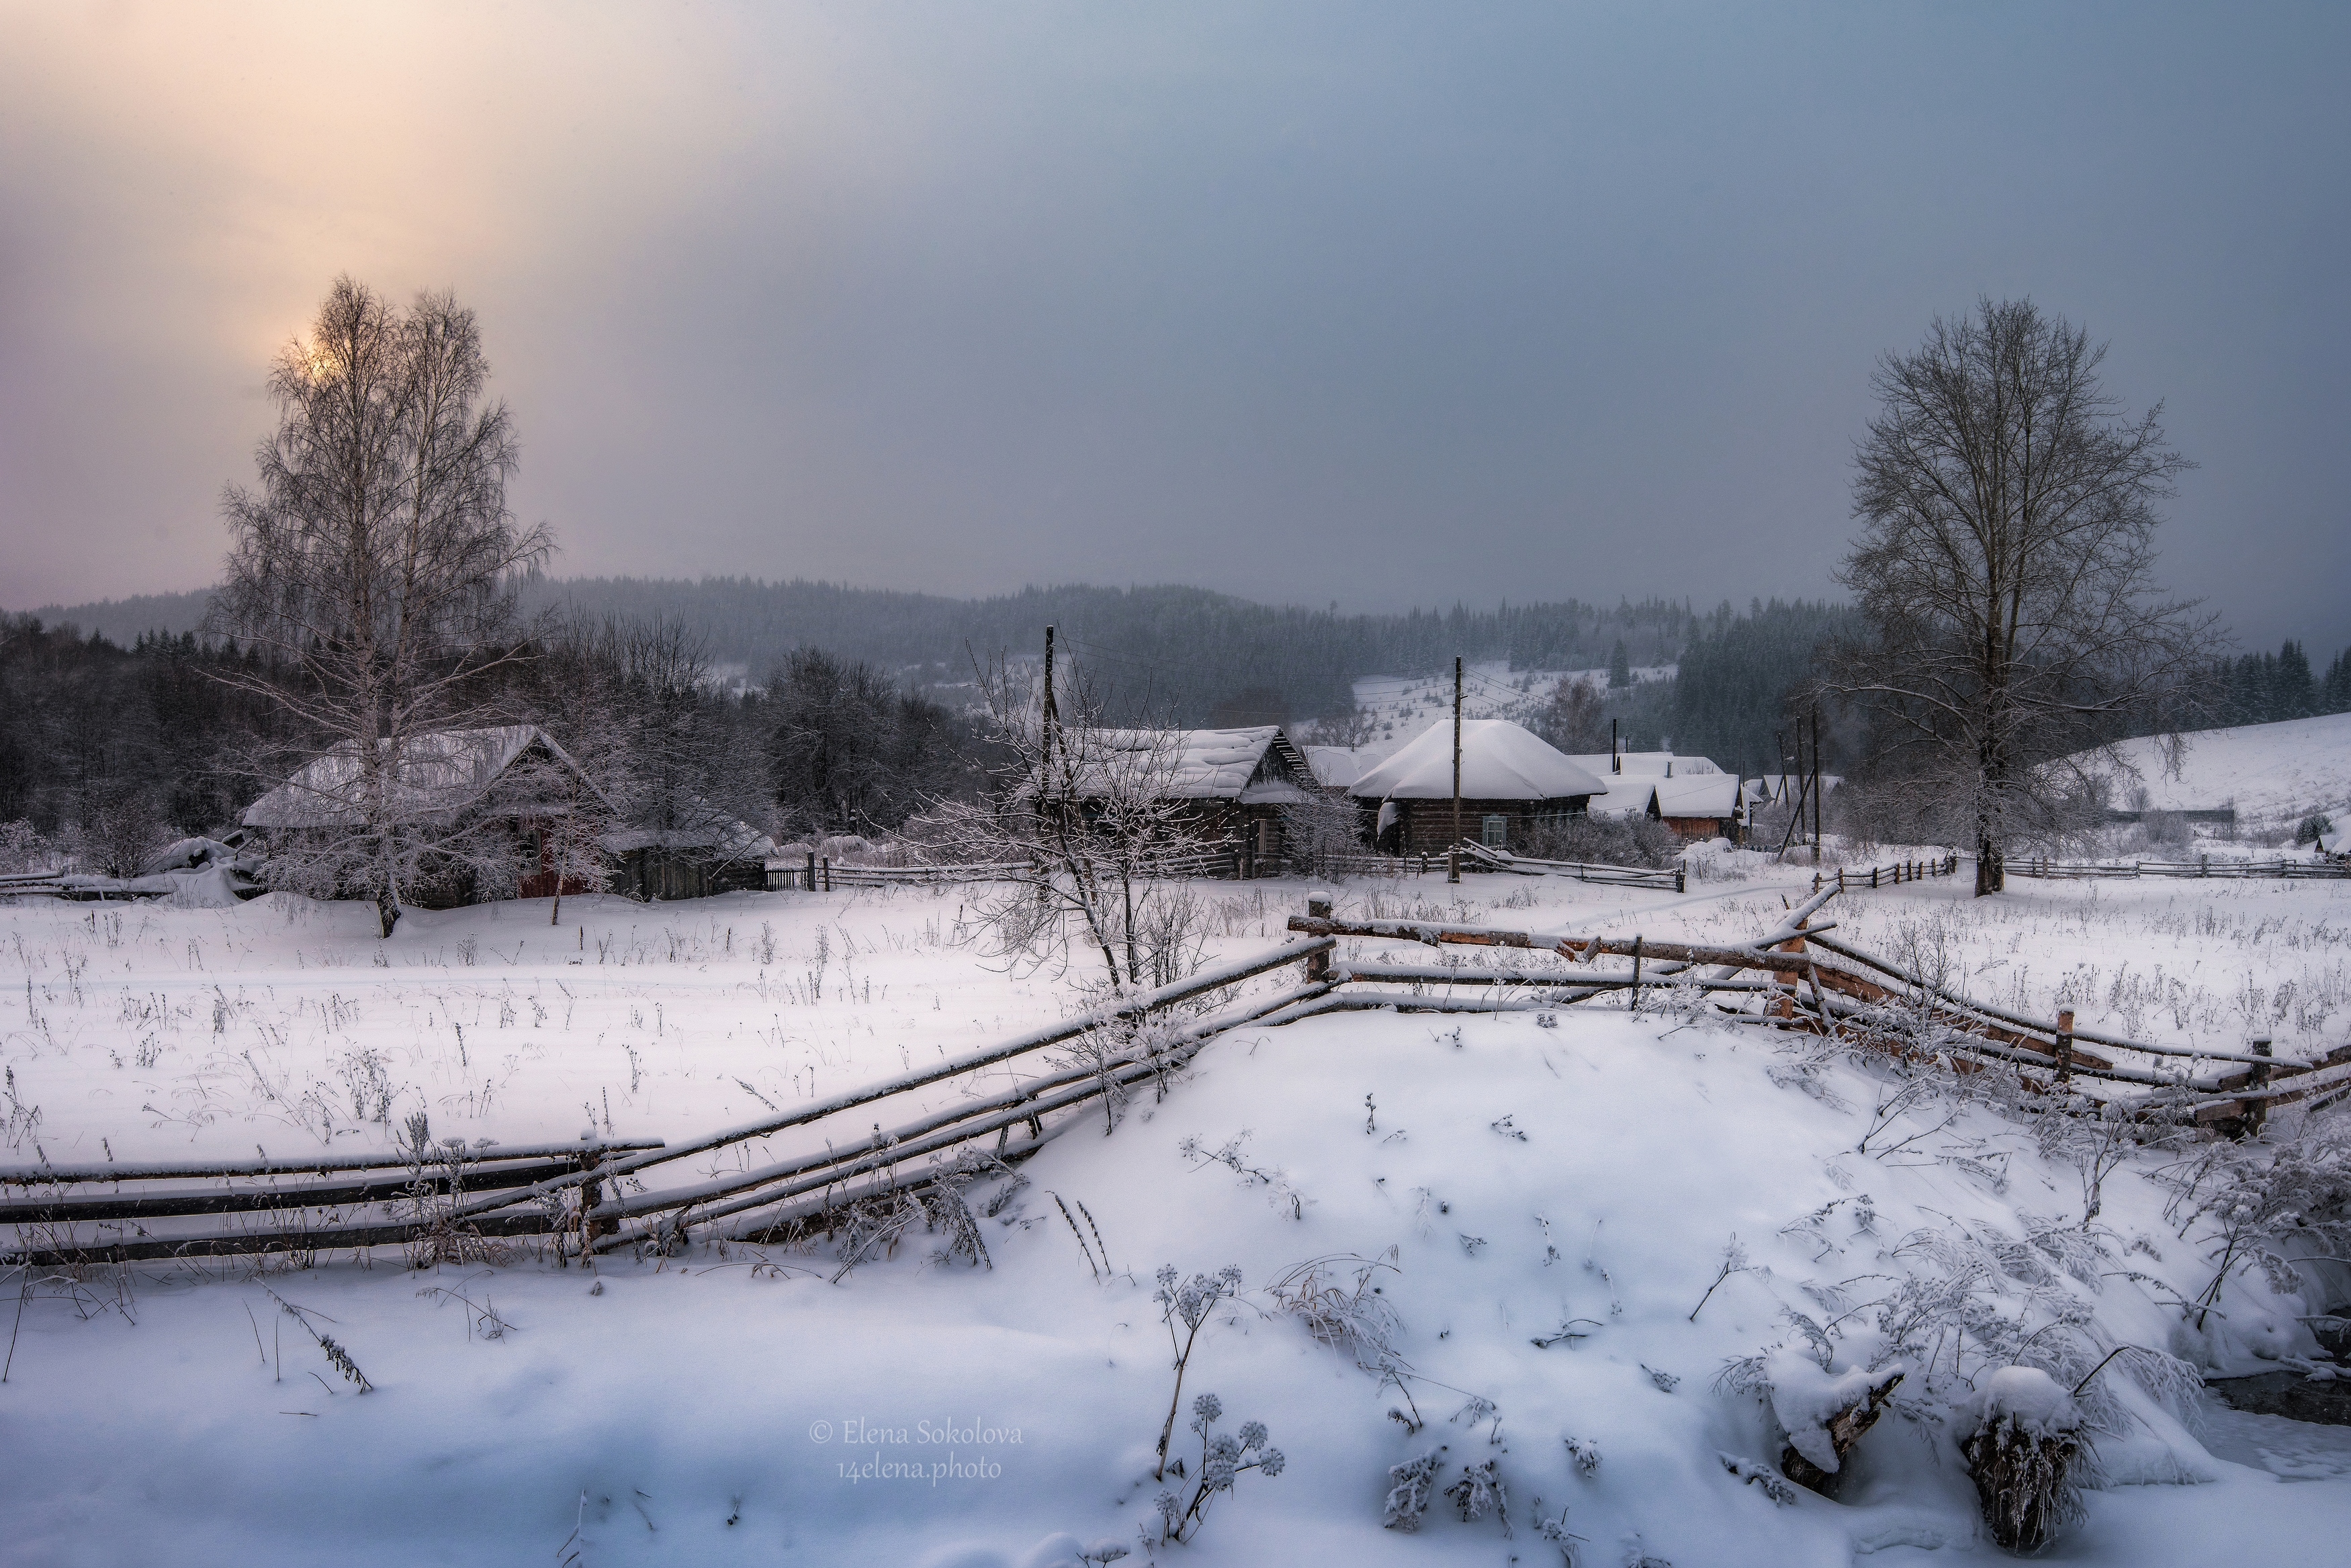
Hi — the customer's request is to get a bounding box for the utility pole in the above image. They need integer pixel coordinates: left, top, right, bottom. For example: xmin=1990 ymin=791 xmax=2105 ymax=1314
xmin=1810 ymin=705 xmax=1822 ymax=864
xmin=1611 ymin=718 xmax=1621 ymax=774
xmin=1041 ymin=625 xmax=1059 ymax=778
xmin=1449 ymin=655 xmax=1463 ymax=884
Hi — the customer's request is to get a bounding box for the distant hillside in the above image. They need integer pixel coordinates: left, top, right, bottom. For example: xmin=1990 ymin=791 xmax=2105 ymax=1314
xmin=19 ymin=589 xmax=216 ymax=645
xmin=2065 ymin=711 xmax=2351 ymax=831
xmin=24 ymin=577 xmax=1701 ymax=724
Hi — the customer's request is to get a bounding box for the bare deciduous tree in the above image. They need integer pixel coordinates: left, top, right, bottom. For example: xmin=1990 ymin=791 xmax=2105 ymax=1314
xmin=1829 ymin=299 xmax=2215 ymax=893
xmin=210 ymin=277 xmax=551 ymax=933
xmin=927 ymin=659 xmax=1214 ymax=994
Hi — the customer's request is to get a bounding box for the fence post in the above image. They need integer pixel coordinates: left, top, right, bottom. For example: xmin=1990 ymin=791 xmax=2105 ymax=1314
xmin=822 ymin=856 xmax=832 ymax=893
xmin=1305 ymin=894 xmax=1332 ymax=984
xmin=1674 ymin=866 xmax=1686 ymax=893
xmin=1871 ymin=866 xmax=1879 ymax=889
xmin=574 ymin=1146 xmax=607 ymax=1250
xmin=804 ymin=850 xmax=817 ymax=891
xmin=2242 ymin=1037 xmax=2273 ymax=1139
xmin=2053 ymin=1008 xmax=2074 ymax=1085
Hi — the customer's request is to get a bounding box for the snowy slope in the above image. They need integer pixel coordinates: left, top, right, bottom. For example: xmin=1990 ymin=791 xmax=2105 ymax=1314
xmin=2067 ymin=711 xmax=2351 ymax=829
xmin=5 ymin=877 xmax=2351 ymax=1565
xmin=1341 ymin=663 xmax=1675 ymax=755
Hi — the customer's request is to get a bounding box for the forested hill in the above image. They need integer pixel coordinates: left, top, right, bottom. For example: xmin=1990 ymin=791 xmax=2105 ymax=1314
xmin=27 ymin=578 xmax=1699 ymax=723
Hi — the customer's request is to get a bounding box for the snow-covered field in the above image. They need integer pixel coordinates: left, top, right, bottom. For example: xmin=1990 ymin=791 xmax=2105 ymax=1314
xmin=2067 ymin=710 xmax=2351 ymax=835
xmin=5 ymin=867 xmax=2350 ymax=1567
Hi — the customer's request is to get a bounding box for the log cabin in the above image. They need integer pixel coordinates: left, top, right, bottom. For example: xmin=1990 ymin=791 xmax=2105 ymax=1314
xmin=1349 ymin=720 xmax=1604 ymax=854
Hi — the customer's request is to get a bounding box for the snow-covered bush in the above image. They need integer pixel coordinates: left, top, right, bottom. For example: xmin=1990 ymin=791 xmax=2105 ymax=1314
xmin=1955 ymin=1366 xmax=2085 ymax=1551
xmin=1520 ymin=813 xmax=1683 ymax=870
xmin=1443 ymin=1457 xmax=1509 ymax=1532
xmin=1380 ymin=1448 xmax=1446 ymax=1532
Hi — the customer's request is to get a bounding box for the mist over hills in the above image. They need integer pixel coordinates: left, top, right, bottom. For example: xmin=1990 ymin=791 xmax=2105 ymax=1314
xmin=23 ymin=576 xmax=1702 ymax=724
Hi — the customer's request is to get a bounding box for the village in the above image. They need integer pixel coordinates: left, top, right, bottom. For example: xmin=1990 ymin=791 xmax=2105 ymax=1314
xmin=7 ymin=7 xmax=2351 ymax=1568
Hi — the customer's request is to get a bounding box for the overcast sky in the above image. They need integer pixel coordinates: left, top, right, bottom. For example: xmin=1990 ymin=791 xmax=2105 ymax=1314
xmin=3 ymin=2 xmax=2344 ymax=651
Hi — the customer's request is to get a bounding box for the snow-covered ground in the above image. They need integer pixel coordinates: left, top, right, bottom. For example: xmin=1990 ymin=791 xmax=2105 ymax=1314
xmin=5 ymin=868 xmax=2350 ymax=1567
xmin=2065 ymin=711 xmax=2351 ymax=836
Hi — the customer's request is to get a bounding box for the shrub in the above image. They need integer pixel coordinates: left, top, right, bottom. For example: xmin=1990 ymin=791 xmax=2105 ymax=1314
xmin=1520 ymin=813 xmax=1684 ymax=869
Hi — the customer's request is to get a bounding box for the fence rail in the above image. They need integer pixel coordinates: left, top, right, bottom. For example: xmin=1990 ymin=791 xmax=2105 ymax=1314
xmin=2002 ymin=856 xmax=2350 ymax=882
xmin=1 ymin=940 xmax=1333 ymax=1268
xmin=1831 ymin=854 xmax=1963 ymax=892
xmin=1449 ymin=840 xmax=1685 ymax=890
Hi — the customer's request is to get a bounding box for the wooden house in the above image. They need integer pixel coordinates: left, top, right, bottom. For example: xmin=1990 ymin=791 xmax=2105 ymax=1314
xmin=1350 ymin=720 xmax=1604 ymax=854
xmin=239 ymin=725 xmax=617 ymax=907
xmin=1053 ymin=726 xmax=1319 ymax=864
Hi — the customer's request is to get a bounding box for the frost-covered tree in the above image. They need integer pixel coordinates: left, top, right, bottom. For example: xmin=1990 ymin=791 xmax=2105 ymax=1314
xmin=924 ymin=659 xmax=1213 ymax=992
xmin=1829 ymin=299 xmax=2215 ymax=892
xmin=210 ymin=277 xmax=551 ymax=932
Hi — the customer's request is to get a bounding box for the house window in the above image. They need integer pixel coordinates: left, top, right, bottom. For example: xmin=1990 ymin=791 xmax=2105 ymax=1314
xmin=1482 ymin=814 xmax=1508 ymax=848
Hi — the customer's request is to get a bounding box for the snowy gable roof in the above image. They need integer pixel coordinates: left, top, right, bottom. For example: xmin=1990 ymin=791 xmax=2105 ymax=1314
xmin=1585 ymin=779 xmax=1658 ymax=819
xmin=241 ymin=725 xmax=610 ymax=830
xmin=1349 ymin=720 xmax=1605 ymax=802
xmin=1302 ymin=745 xmax=1364 ymax=789
xmin=1054 ymin=727 xmax=1311 ymax=800
xmin=1654 ymin=775 xmax=1742 ymax=819
xmin=1564 ymin=751 xmax=1725 ymax=780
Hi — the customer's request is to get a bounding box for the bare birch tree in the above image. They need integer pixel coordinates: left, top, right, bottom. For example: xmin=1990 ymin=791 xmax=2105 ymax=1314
xmin=210 ymin=277 xmax=551 ymax=933
xmin=1829 ymin=299 xmax=2215 ymax=893
xmin=928 ymin=658 xmax=1213 ymax=994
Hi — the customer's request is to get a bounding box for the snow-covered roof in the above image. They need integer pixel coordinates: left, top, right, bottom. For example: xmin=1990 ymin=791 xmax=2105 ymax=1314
xmin=1585 ymin=779 xmax=1658 ymax=819
xmin=1053 ymin=727 xmax=1311 ymax=800
xmin=241 ymin=725 xmax=611 ymax=830
xmin=1564 ymin=751 xmax=1725 ymax=780
xmin=599 ymin=817 xmax=776 ymax=862
xmin=1349 ymin=721 xmax=1606 ymax=802
xmin=1654 ymin=775 xmax=1743 ymax=819
xmin=1302 ymin=745 xmax=1365 ymax=789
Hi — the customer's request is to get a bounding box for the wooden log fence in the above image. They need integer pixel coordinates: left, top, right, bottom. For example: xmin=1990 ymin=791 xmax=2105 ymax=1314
xmin=2001 ymin=856 xmax=2350 ymax=882
xmin=1449 ymin=840 xmax=1686 ymax=890
xmin=17 ymin=881 xmax=2348 ymax=1271
xmin=1830 ymin=854 xmax=1962 ymax=892
xmin=1 ymin=939 xmax=1335 ymax=1269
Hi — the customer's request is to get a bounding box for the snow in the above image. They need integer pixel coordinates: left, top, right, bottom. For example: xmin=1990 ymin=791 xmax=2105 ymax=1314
xmin=1564 ymin=751 xmax=1726 ymax=780
xmin=1654 ymin=774 xmax=1742 ymax=819
xmin=1300 ymin=745 xmax=1364 ymax=790
xmin=1956 ymin=1367 xmax=2083 ymax=1440
xmin=240 ymin=725 xmax=611 ymax=829
xmin=5 ymin=867 xmax=2351 ymax=1564
xmin=1764 ymin=1349 xmax=1898 ymax=1473
xmin=1049 ymin=727 xmax=1304 ymax=800
xmin=1346 ymin=719 xmax=1606 ymax=802
xmin=2064 ymin=711 xmax=2351 ymax=831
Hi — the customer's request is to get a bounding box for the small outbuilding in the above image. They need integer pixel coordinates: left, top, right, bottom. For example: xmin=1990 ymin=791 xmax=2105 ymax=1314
xmin=1350 ymin=720 xmax=1605 ymax=854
